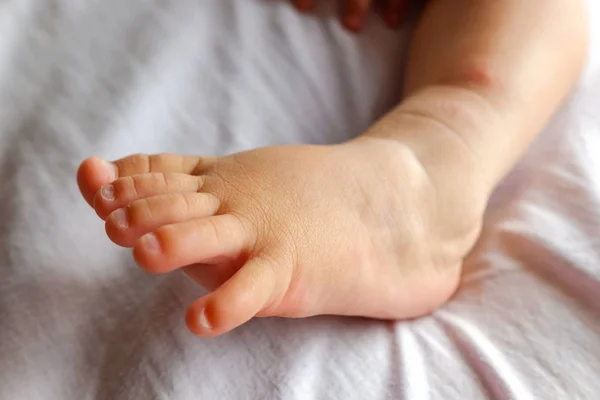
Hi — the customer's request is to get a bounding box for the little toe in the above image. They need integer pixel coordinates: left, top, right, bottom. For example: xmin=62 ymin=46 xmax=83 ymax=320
xmin=112 ymin=153 xmax=215 ymax=178
xmin=77 ymin=157 xmax=118 ymax=206
xmin=133 ymin=214 xmax=250 ymax=274
xmin=185 ymin=257 xmax=277 ymax=337
xmin=93 ymin=173 xmax=205 ymax=219
xmin=106 ymin=192 xmax=221 ymax=247
xmin=80 ymin=153 xmax=216 ymax=207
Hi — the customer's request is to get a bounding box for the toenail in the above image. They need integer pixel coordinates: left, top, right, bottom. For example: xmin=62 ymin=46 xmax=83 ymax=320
xmin=141 ymin=233 xmax=161 ymax=253
xmin=199 ymin=308 xmax=212 ymax=331
xmin=111 ymin=209 xmax=128 ymax=229
xmin=103 ymin=160 xmax=118 ymax=181
xmin=101 ymin=185 xmax=115 ymax=201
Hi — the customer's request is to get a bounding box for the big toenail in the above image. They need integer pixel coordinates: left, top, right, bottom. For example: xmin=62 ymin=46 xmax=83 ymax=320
xmin=101 ymin=185 xmax=115 ymax=201
xmin=141 ymin=233 xmax=161 ymax=253
xmin=112 ymin=209 xmax=128 ymax=229
xmin=199 ymin=308 xmax=212 ymax=331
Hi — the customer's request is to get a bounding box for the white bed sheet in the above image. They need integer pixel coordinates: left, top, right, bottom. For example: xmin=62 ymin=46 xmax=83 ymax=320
xmin=0 ymin=0 xmax=599 ymax=399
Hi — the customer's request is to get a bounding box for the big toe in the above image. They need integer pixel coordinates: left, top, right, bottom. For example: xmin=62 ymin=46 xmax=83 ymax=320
xmin=185 ymin=256 xmax=278 ymax=337
xmin=77 ymin=157 xmax=118 ymax=206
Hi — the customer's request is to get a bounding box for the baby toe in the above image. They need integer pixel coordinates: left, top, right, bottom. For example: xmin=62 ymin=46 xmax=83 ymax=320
xmin=133 ymin=214 xmax=250 ymax=274
xmin=111 ymin=153 xmax=215 ymax=177
xmin=77 ymin=157 xmax=118 ymax=206
xmin=94 ymin=173 xmax=205 ymax=219
xmin=105 ymin=192 xmax=220 ymax=247
xmin=185 ymin=256 xmax=277 ymax=337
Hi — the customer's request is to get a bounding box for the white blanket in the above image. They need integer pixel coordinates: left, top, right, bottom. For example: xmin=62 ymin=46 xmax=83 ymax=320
xmin=1 ymin=1 xmax=599 ymax=399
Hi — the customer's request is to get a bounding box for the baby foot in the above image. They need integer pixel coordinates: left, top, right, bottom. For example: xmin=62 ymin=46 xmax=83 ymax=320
xmin=77 ymin=139 xmax=483 ymax=337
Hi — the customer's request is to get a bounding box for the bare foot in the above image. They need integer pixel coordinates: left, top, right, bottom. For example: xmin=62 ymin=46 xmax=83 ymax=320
xmin=77 ymin=138 xmax=482 ymax=337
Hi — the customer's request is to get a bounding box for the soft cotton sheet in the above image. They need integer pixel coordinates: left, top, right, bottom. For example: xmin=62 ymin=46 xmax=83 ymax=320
xmin=0 ymin=1 xmax=599 ymax=399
